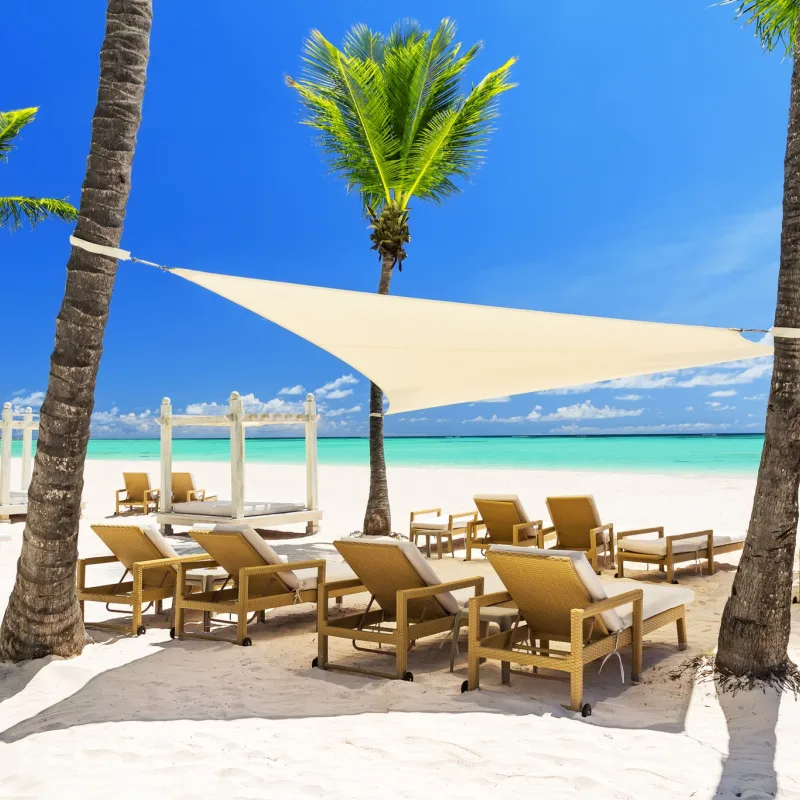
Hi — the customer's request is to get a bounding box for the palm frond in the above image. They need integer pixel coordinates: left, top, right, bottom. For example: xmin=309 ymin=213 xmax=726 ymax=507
xmin=718 ymin=0 xmax=800 ymax=54
xmin=0 ymin=108 xmax=38 ymax=162
xmin=402 ymin=57 xmax=517 ymax=204
xmin=342 ymin=23 xmax=385 ymax=63
xmin=0 ymin=196 xmax=78 ymax=230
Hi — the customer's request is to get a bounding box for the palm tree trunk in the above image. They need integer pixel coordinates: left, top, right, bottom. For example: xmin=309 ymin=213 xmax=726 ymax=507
xmin=716 ymin=25 xmax=800 ymax=678
xmin=0 ymin=0 xmax=152 ymax=662
xmin=362 ymin=253 xmax=395 ymax=535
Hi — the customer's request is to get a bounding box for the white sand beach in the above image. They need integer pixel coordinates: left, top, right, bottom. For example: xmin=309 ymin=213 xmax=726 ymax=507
xmin=1 ymin=458 xmax=799 ymax=799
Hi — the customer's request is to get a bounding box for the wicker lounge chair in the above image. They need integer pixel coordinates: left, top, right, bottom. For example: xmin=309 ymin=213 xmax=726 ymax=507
xmin=78 ymin=522 xmax=210 ymax=636
xmin=171 ymin=523 xmax=364 ymax=646
xmin=463 ymin=545 xmax=692 ymax=714
xmin=540 ymin=495 xmax=618 ymax=573
xmin=171 ymin=472 xmax=218 ymax=504
xmin=615 ymin=528 xmax=745 ymax=583
xmin=465 ymin=494 xmax=540 ymax=560
xmin=315 ymin=537 xmax=485 ymax=681
xmin=410 ymin=507 xmax=478 ymax=559
xmin=115 ymin=472 xmax=160 ymax=515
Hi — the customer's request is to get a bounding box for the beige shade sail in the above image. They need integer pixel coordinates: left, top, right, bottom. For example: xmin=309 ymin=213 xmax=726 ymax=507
xmin=171 ymin=268 xmax=772 ymax=415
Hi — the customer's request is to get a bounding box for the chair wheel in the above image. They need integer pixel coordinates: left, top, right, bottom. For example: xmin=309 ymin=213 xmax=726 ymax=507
xmin=614 ymin=573 xmax=619 ymax=578
xmin=402 ymin=671 xmax=414 ymax=682
xmin=312 ymin=656 xmax=319 ymax=668
xmin=242 ymin=636 xmax=253 ymax=647
xmin=169 ymin=627 xmax=176 ymax=639
xmin=581 ymin=703 xmax=592 ymax=717
xmin=794 ymin=597 xmax=798 ymax=605
xmin=461 ymin=680 xmax=469 ymax=694
xmin=136 ymin=625 xmax=146 ymax=636
xmin=671 ymin=580 xmax=679 ymax=585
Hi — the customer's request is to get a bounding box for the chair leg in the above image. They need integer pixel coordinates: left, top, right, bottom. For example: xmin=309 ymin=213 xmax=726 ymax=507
xmin=395 ymin=633 xmax=410 ymax=679
xmin=465 ymin=540 xmax=472 ymax=561
xmin=569 ymin=666 xmax=584 ymax=712
xmin=616 ymin=558 xmax=624 ymax=578
xmin=666 ymin=559 xmax=676 ymax=584
xmin=676 ymin=613 xmax=687 ymax=651
xmin=437 ymin=535 xmax=443 ymax=560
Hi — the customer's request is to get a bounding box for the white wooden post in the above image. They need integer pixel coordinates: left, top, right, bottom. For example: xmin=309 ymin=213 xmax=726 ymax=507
xmin=160 ymin=397 xmax=173 ymax=513
xmin=305 ymin=393 xmax=319 ymax=533
xmin=21 ymin=407 xmax=34 ymax=491
xmin=229 ymin=391 xmax=245 ymax=519
xmin=0 ymin=402 xmax=12 ymax=506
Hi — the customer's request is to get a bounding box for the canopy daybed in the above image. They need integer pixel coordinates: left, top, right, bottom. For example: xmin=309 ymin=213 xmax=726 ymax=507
xmin=0 ymin=403 xmax=38 ymax=522
xmin=156 ymin=391 xmax=321 ymax=533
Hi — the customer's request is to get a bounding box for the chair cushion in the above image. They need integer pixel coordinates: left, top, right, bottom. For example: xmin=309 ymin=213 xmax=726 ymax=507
xmin=139 ymin=520 xmax=180 ymax=559
xmin=192 ymin=523 xmax=299 ymax=589
xmin=490 ymin=545 xmax=625 ymax=632
xmin=411 ymin=517 xmax=450 ymax=531
xmin=603 ymin=583 xmax=694 ymax=629
xmin=617 ymin=532 xmax=744 ymax=556
xmin=294 ymin=562 xmax=360 ymax=591
xmin=174 ymin=500 xmax=306 ymax=517
xmin=338 ymin=536 xmax=461 ymax=614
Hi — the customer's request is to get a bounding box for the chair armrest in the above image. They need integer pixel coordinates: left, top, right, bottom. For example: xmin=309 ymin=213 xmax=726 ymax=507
xmin=512 ymin=521 xmax=539 ymax=544
xmin=410 ymin=507 xmax=442 ymax=522
xmin=467 ymin=591 xmax=513 ymax=611
xmin=397 ymin=576 xmax=485 ymax=604
xmin=581 ymin=589 xmax=643 ymax=618
xmin=239 ymin=559 xmax=326 ymax=579
xmin=115 ymin=489 xmax=127 ymax=501
xmin=134 ymin=553 xmax=214 ymax=571
xmin=79 ymin=555 xmax=120 ymax=566
xmin=665 ymin=529 xmax=713 ymax=542
xmin=182 ymin=559 xmax=220 ymax=572
xmin=449 ymin=510 xmax=478 ymax=525
xmin=145 ymin=488 xmax=160 ymax=501
xmin=326 ymin=577 xmax=365 ymax=592
xmin=537 ymin=526 xmax=558 ymax=547
xmin=187 ymin=489 xmax=199 ymax=501
xmin=467 ymin=519 xmax=486 ymax=539
xmin=616 ymin=526 xmax=664 ymax=538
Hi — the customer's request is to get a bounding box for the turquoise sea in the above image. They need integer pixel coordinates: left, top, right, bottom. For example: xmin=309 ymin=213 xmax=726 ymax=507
xmin=11 ymin=435 xmax=764 ymax=475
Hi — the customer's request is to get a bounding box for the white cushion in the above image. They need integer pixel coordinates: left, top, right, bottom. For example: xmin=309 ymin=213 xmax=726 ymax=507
xmin=603 ymin=583 xmax=694 ymax=629
xmin=490 ymin=545 xmax=624 ymax=632
xmin=294 ymin=562 xmax=359 ymax=591
xmin=411 ymin=517 xmax=450 ymax=531
xmin=338 ymin=536 xmax=460 ymax=614
xmin=192 ymin=523 xmax=299 ymax=589
xmin=473 ymin=494 xmax=530 ymax=524
xmin=618 ymin=532 xmax=745 ymax=556
xmin=174 ymin=500 xmax=306 ymax=517
xmin=139 ymin=519 xmax=179 ymax=559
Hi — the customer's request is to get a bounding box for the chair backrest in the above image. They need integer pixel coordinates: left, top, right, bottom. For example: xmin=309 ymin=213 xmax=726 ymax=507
xmin=545 ymin=495 xmax=602 ymax=549
xmin=91 ymin=523 xmax=178 ymax=588
xmin=123 ymin=472 xmax=151 ymax=503
xmin=334 ymin=537 xmax=459 ymax=619
xmin=190 ymin=523 xmax=297 ymax=595
xmin=171 ymin=472 xmax=195 ymax=504
xmin=473 ymin=494 xmax=530 ymax=544
xmin=487 ymin=545 xmax=623 ymax=638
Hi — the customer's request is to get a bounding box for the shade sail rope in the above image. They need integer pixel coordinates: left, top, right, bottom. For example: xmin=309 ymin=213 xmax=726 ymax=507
xmin=69 ymin=235 xmax=777 ymax=415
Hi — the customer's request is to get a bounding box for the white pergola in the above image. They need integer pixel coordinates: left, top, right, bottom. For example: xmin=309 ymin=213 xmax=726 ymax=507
xmin=155 ymin=390 xmax=321 ymax=533
xmin=0 ymin=403 xmax=38 ymax=522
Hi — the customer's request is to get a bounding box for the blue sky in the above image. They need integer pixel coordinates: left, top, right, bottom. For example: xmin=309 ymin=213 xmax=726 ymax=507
xmin=1 ymin=1 xmax=782 ymax=437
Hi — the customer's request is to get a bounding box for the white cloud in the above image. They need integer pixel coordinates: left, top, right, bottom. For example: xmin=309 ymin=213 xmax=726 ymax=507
xmin=185 ymin=393 xmax=304 ymax=416
xmin=550 ymin=422 xmax=732 ymax=434
xmin=709 ymin=390 xmax=737 ymax=397
xmin=325 ymin=388 xmax=354 ymax=400
xmin=744 ymin=394 xmax=767 ymax=401
xmin=540 ymin=358 xmax=773 ymax=395
xmin=316 ymin=374 xmax=359 ymax=397
xmin=436 ymin=418 xmax=450 ymax=423
xmin=325 ymin=405 xmax=361 ymax=418
xmin=475 ymin=396 xmax=512 ymax=403
xmin=278 ymin=385 xmax=305 ymax=396
xmin=615 ymin=394 xmax=643 ymax=401
xmin=536 ymin=401 xmax=644 ymax=422
xmin=10 ymin=390 xmax=45 ymax=410
xmin=463 ymin=414 xmax=527 ymax=424
xmin=91 ymin=406 xmax=156 ymax=435
xmin=685 ymin=406 xmax=694 ymax=411
xmin=706 ymin=402 xmax=735 ymax=412
xmin=408 ymin=416 xmax=428 ymax=423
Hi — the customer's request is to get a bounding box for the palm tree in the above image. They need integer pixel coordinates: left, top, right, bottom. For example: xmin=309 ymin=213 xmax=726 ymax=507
xmin=287 ymin=19 xmax=516 ymax=534
xmin=0 ymin=0 xmax=152 ymax=662
xmin=716 ymin=0 xmax=800 ymax=680
xmin=0 ymin=108 xmax=77 ymax=229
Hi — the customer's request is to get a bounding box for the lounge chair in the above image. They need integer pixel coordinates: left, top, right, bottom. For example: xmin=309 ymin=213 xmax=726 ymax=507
xmin=115 ymin=472 xmax=160 ymax=515
xmin=464 ymin=545 xmax=693 ymax=714
xmin=78 ymin=522 xmax=211 ymax=636
xmin=540 ymin=495 xmax=616 ymax=573
xmin=315 ymin=537 xmax=485 ymax=681
xmin=615 ymin=528 xmax=745 ymax=583
xmin=409 ymin=507 xmax=478 ymax=559
xmin=171 ymin=472 xmax=218 ymax=504
xmin=465 ymin=494 xmax=540 ymax=560
xmin=172 ymin=523 xmax=365 ymax=646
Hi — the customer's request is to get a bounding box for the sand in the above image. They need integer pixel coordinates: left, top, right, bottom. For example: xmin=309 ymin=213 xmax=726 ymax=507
xmin=0 ymin=457 xmax=798 ymax=799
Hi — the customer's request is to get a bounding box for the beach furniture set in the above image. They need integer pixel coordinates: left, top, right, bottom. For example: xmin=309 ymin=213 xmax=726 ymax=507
xmin=0 ymin=403 xmax=37 ymax=522
xmin=80 ymin=519 xmax=694 ymax=714
xmin=115 ymin=472 xmax=216 ymax=516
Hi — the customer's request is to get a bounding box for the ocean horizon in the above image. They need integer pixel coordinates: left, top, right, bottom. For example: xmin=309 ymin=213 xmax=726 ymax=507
xmin=10 ymin=434 xmax=765 ymax=475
